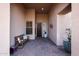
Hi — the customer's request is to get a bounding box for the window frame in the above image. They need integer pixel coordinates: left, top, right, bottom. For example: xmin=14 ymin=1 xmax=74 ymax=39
xmin=26 ymin=21 xmax=32 ymax=35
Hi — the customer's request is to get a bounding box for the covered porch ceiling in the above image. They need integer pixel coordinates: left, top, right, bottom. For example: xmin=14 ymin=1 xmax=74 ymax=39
xmin=23 ymin=3 xmax=56 ymax=14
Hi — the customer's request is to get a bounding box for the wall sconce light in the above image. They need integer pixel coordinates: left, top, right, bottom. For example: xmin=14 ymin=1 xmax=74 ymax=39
xmin=50 ymin=24 xmax=53 ymax=28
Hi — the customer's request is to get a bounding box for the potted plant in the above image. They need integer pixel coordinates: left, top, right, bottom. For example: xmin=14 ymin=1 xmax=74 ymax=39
xmin=66 ymin=28 xmax=71 ymax=42
xmin=63 ymin=28 xmax=71 ymax=53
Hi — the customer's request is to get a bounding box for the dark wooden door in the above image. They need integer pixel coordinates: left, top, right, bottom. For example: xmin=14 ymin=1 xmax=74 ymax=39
xmin=37 ymin=23 xmax=42 ymax=37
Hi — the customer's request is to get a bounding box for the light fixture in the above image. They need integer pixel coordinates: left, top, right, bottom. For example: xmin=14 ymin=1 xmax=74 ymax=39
xmin=41 ymin=8 xmax=44 ymax=11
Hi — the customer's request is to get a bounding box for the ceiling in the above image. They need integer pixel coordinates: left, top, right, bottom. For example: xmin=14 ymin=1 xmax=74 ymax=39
xmin=24 ymin=3 xmax=55 ymax=14
xmin=59 ymin=4 xmax=71 ymax=14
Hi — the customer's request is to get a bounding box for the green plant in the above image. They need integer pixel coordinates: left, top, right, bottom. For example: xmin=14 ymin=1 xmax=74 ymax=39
xmin=66 ymin=28 xmax=71 ymax=42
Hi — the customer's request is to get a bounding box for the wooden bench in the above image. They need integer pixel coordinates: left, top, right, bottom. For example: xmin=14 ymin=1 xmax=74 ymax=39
xmin=15 ymin=34 xmax=28 ymax=48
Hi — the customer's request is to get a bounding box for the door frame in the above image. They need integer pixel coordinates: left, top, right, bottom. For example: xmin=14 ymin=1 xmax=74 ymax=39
xmin=36 ymin=22 xmax=42 ymax=37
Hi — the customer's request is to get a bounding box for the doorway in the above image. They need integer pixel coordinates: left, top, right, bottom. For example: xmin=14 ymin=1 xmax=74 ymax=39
xmin=37 ymin=23 xmax=42 ymax=37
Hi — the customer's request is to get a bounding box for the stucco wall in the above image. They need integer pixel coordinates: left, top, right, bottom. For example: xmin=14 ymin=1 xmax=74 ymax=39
xmin=72 ymin=3 xmax=79 ymax=56
xmin=57 ymin=12 xmax=71 ymax=46
xmin=0 ymin=3 xmax=9 ymax=56
xmin=25 ymin=9 xmax=35 ymax=40
xmin=10 ymin=4 xmax=26 ymax=46
xmin=49 ymin=3 xmax=69 ymax=45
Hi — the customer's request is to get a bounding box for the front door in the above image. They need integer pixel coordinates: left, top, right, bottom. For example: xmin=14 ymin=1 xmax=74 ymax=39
xmin=37 ymin=23 xmax=42 ymax=37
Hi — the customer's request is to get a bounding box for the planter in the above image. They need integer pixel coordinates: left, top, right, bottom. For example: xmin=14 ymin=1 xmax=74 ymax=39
xmin=63 ymin=40 xmax=71 ymax=53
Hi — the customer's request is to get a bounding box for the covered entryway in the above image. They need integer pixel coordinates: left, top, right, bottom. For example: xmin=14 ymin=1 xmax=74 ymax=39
xmin=10 ymin=3 xmax=71 ymax=56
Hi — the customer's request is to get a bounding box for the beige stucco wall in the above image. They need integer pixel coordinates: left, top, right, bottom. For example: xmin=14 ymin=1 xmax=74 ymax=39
xmin=57 ymin=12 xmax=71 ymax=46
xmin=72 ymin=3 xmax=79 ymax=56
xmin=0 ymin=3 xmax=9 ymax=56
xmin=49 ymin=3 xmax=69 ymax=45
xmin=25 ymin=9 xmax=35 ymax=40
xmin=36 ymin=14 xmax=49 ymax=37
xmin=10 ymin=4 xmax=26 ymax=46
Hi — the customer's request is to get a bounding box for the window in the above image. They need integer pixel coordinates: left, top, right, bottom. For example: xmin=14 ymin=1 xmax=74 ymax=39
xmin=26 ymin=21 xmax=32 ymax=34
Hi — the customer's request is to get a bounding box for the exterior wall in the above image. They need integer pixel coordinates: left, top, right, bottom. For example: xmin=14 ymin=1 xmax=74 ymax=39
xmin=10 ymin=4 xmax=26 ymax=46
xmin=49 ymin=3 xmax=69 ymax=45
xmin=72 ymin=3 xmax=79 ymax=56
xmin=57 ymin=12 xmax=71 ymax=46
xmin=25 ymin=9 xmax=35 ymax=40
xmin=36 ymin=14 xmax=49 ymax=37
xmin=0 ymin=3 xmax=9 ymax=56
